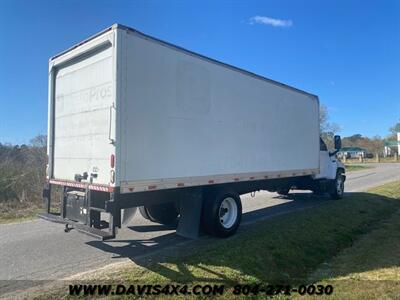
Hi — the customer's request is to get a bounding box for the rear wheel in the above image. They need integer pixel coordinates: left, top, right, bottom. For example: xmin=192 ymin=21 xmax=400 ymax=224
xmin=139 ymin=206 xmax=151 ymax=220
xmin=329 ymin=170 xmax=345 ymax=199
xmin=139 ymin=202 xmax=179 ymax=225
xmin=202 ymin=190 xmax=242 ymax=238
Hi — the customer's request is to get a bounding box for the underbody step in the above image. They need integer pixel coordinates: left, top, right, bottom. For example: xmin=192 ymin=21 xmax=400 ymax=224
xmin=38 ymin=212 xmax=115 ymax=241
xmin=75 ymin=225 xmax=115 ymax=240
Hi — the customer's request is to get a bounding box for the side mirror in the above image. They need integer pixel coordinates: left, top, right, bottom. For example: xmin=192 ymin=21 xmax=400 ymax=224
xmin=334 ymin=135 xmax=342 ymax=150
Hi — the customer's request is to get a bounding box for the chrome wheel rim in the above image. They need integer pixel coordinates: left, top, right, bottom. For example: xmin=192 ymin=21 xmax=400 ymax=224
xmin=219 ymin=197 xmax=238 ymax=229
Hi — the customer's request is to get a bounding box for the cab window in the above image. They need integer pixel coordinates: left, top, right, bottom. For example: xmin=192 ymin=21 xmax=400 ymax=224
xmin=320 ymin=138 xmax=328 ymax=151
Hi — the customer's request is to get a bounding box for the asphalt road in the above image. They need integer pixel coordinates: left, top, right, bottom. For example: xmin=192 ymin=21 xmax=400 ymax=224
xmin=0 ymin=163 xmax=399 ymax=291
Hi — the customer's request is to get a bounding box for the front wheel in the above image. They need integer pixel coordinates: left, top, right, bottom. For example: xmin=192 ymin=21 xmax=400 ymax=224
xmin=202 ymin=190 xmax=242 ymax=238
xmin=329 ymin=170 xmax=345 ymax=200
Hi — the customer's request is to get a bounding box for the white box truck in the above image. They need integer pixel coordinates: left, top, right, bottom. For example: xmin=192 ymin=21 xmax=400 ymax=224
xmin=41 ymin=24 xmax=345 ymax=239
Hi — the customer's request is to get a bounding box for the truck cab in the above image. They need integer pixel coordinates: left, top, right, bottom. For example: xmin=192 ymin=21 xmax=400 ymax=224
xmin=314 ymin=135 xmax=346 ymax=198
xmin=277 ymin=135 xmax=346 ymax=198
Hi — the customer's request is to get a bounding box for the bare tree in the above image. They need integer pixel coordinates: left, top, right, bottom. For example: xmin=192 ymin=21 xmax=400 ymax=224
xmin=0 ymin=135 xmax=47 ymax=205
xmin=320 ymin=104 xmax=340 ymax=149
xmin=30 ymin=135 xmax=47 ymax=148
xmin=389 ymin=120 xmax=400 ymax=134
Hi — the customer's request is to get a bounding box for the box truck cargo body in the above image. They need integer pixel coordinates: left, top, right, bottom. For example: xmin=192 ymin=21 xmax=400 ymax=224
xmin=42 ymin=24 xmax=345 ymax=240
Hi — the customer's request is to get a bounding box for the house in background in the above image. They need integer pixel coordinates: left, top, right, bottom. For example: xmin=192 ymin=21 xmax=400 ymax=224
xmin=384 ymin=137 xmax=400 ymax=157
xmin=337 ymin=147 xmax=368 ymax=159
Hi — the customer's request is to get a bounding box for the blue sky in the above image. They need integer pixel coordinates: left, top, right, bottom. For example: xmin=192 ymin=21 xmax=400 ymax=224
xmin=0 ymin=0 xmax=399 ymax=144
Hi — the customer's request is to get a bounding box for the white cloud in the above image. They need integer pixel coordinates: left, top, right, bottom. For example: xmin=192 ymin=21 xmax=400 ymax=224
xmin=248 ymin=16 xmax=293 ymax=28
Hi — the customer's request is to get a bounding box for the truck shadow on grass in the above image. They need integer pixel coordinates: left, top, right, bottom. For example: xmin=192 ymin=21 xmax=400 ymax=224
xmin=87 ymin=189 xmax=400 ymax=287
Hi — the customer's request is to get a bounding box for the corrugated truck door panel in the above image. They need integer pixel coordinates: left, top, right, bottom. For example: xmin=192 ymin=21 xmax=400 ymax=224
xmin=53 ymin=45 xmax=114 ymax=184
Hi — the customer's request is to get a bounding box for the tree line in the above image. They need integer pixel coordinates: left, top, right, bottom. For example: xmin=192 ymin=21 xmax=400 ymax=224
xmin=0 ymin=135 xmax=46 ymax=205
xmin=320 ymin=104 xmax=399 ymax=155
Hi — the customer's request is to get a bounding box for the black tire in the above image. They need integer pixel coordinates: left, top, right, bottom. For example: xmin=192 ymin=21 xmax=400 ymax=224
xmin=329 ymin=170 xmax=345 ymax=200
xmin=312 ymin=186 xmax=324 ymax=196
xmin=139 ymin=202 xmax=179 ymax=225
xmin=139 ymin=206 xmax=151 ymax=220
xmin=202 ymin=190 xmax=242 ymax=238
xmin=277 ymin=188 xmax=290 ymax=196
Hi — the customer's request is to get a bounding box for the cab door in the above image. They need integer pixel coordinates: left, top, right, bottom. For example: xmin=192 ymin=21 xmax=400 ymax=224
xmin=314 ymin=138 xmax=337 ymax=180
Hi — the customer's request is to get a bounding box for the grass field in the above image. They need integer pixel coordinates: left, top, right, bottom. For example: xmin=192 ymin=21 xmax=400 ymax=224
xmin=303 ymin=206 xmax=400 ymax=299
xmin=30 ymin=181 xmax=400 ymax=299
xmin=344 ymin=164 xmax=373 ymax=172
xmin=344 ymin=157 xmax=399 ymax=164
xmin=0 ymin=188 xmax=61 ymax=224
xmin=0 ymin=202 xmax=42 ymax=224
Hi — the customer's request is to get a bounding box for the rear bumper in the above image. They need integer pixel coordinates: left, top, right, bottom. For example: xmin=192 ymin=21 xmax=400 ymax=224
xmin=41 ymin=182 xmax=118 ymax=241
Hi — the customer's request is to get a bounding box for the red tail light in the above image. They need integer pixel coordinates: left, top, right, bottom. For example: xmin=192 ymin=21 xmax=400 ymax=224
xmin=110 ymin=154 xmax=115 ymax=168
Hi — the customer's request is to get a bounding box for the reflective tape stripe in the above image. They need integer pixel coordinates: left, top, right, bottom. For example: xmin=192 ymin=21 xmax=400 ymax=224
xmin=49 ymin=179 xmax=114 ymax=192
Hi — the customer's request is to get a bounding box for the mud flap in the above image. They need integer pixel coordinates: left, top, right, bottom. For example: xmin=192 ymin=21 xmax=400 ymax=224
xmin=176 ymin=188 xmax=204 ymax=239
